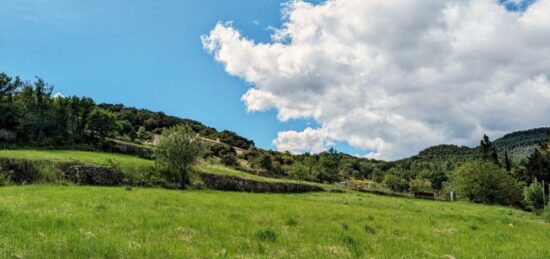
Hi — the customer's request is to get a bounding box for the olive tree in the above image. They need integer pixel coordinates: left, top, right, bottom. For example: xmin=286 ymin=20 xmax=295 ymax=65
xmin=154 ymin=125 xmax=203 ymax=188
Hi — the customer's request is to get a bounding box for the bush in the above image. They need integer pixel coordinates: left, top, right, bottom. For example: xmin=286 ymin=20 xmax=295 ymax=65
xmin=409 ymin=178 xmax=432 ymax=193
xmin=452 ymin=161 xmax=522 ymax=205
xmin=255 ymin=154 xmax=273 ymax=171
xmin=523 ymin=179 xmax=546 ymax=210
xmin=221 ymin=152 xmax=237 ymax=166
xmin=382 ymin=174 xmax=409 ymax=192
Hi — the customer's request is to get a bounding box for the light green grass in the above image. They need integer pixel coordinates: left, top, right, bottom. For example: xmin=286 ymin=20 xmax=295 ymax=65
xmin=0 ymin=149 xmax=154 ymax=174
xmin=0 ymin=185 xmax=548 ymax=258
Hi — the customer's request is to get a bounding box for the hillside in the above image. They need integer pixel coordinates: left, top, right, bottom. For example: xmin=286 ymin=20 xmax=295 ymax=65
xmin=493 ymin=127 xmax=550 ymax=161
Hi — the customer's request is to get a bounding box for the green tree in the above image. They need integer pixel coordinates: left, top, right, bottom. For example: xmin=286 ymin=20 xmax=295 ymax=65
xmin=154 ymin=125 xmax=203 ymax=188
xmin=523 ymin=179 xmax=546 ymax=210
xmin=317 ymin=148 xmax=341 ymax=183
xmin=87 ymin=108 xmax=117 ymax=141
xmin=503 ymin=150 xmax=512 ymax=172
xmin=382 ymin=174 xmax=408 ymax=192
xmin=480 ymin=134 xmax=500 ymax=166
xmin=452 ymin=161 xmax=521 ymax=205
xmin=288 ymin=161 xmax=310 ymax=180
xmin=517 ymin=134 xmax=550 ymax=185
xmin=417 ymin=170 xmax=448 ymax=190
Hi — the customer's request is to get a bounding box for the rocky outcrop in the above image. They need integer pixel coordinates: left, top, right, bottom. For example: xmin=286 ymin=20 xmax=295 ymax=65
xmin=198 ymin=172 xmax=323 ymax=193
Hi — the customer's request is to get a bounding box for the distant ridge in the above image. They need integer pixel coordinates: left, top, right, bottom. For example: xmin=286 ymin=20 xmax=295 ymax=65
xmin=493 ymin=127 xmax=550 ymax=161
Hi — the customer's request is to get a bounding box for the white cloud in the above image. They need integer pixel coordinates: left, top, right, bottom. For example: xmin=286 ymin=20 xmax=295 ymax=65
xmin=202 ymin=0 xmax=550 ymax=160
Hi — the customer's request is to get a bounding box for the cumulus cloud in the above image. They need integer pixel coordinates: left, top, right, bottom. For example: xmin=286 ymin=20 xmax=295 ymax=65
xmin=202 ymin=0 xmax=550 ymax=160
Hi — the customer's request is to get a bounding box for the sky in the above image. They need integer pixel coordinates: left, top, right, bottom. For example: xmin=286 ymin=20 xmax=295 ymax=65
xmin=1 ymin=0 xmax=549 ymax=160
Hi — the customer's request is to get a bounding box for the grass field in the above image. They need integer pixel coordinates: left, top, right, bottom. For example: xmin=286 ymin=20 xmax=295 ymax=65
xmin=0 ymin=185 xmax=549 ymax=258
xmin=0 ymin=149 xmax=154 ymax=173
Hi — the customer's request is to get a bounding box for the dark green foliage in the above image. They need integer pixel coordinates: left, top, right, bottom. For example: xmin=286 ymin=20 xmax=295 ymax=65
xmin=493 ymin=127 xmax=550 ymax=161
xmin=452 ymin=161 xmax=522 ymax=205
xmin=480 ymin=134 xmax=500 ymax=166
xmin=87 ymin=108 xmax=117 ymax=141
xmin=221 ymin=152 xmax=237 ymax=166
xmin=382 ymin=174 xmax=409 ymax=192
xmin=516 ymin=137 xmax=550 ymax=185
xmin=523 ymin=179 xmax=546 ymax=210
xmin=317 ymin=148 xmax=342 ymax=183
xmin=255 ymin=154 xmax=273 ymax=171
xmin=417 ymin=170 xmax=448 ymax=190
xmin=216 ymin=130 xmax=254 ymax=149
xmin=0 ymin=73 xmax=255 ymax=159
xmin=503 ymin=151 xmax=512 ymax=172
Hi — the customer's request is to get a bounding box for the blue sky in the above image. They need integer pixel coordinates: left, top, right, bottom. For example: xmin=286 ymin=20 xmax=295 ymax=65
xmin=0 ymin=0 xmax=544 ymax=159
xmin=0 ymin=0 xmax=352 ymax=153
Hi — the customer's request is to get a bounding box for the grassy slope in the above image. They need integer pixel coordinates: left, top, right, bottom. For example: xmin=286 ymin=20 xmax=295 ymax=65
xmin=0 ymin=149 xmax=311 ymax=186
xmin=0 ymin=185 xmax=549 ymax=258
xmin=0 ymin=149 xmax=153 ymax=173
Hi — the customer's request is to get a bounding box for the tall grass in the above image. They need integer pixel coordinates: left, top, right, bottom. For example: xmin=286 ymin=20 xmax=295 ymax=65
xmin=0 ymin=186 xmax=548 ymax=258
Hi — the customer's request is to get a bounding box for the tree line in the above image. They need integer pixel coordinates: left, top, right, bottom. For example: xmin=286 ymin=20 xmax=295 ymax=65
xmin=0 ymin=73 xmax=255 ymax=151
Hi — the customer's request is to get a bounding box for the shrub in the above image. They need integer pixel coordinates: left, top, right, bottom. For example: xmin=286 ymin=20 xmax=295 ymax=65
xmin=452 ymin=161 xmax=522 ymax=205
xmin=221 ymin=152 xmax=237 ymax=166
xmin=523 ymin=179 xmax=546 ymax=210
xmin=409 ymin=178 xmax=432 ymax=193
xmin=255 ymin=154 xmax=273 ymax=171
xmin=382 ymin=174 xmax=408 ymax=192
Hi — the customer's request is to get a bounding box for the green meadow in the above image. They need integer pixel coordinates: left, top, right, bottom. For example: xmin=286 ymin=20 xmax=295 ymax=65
xmin=0 ymin=149 xmax=154 ymax=173
xmin=0 ymin=185 xmax=549 ymax=258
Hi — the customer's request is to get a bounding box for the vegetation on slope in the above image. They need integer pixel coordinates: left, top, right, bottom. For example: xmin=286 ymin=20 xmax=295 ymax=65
xmin=493 ymin=127 xmax=550 ymax=161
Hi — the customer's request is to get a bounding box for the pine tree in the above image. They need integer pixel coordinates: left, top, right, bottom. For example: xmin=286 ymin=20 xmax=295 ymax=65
xmin=480 ymin=134 xmax=500 ymax=166
xmin=504 ymin=150 xmax=512 ymax=172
